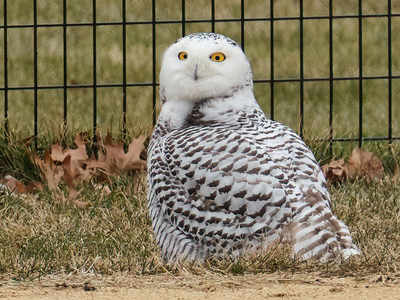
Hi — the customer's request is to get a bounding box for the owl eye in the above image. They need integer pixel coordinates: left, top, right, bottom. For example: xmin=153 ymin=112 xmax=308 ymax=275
xmin=209 ymin=52 xmax=226 ymax=62
xmin=178 ymin=51 xmax=188 ymax=60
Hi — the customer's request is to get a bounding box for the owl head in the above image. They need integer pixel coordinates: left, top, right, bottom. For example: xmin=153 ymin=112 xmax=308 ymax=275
xmin=160 ymin=33 xmax=253 ymax=104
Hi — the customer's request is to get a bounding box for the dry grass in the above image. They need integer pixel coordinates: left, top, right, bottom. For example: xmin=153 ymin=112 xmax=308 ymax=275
xmin=0 ymin=135 xmax=400 ymax=280
xmin=1 ymin=0 xmax=400 ymax=282
xmin=1 ymin=171 xmax=400 ymax=280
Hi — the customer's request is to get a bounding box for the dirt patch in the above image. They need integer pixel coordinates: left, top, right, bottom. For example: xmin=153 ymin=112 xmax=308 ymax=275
xmin=1 ymin=273 xmax=400 ymax=300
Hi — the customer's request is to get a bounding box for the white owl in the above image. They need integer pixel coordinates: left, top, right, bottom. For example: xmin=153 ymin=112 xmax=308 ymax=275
xmin=147 ymin=32 xmax=359 ymax=263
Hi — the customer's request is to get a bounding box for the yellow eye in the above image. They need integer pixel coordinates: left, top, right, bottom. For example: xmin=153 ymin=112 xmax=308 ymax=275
xmin=209 ymin=52 xmax=226 ymax=62
xmin=178 ymin=51 xmax=188 ymax=60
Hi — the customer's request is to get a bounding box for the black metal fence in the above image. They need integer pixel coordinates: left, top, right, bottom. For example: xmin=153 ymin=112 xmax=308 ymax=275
xmin=0 ymin=0 xmax=399 ymax=149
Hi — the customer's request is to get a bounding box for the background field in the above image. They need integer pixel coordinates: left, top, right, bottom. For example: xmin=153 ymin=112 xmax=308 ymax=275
xmin=0 ymin=0 xmax=399 ymax=155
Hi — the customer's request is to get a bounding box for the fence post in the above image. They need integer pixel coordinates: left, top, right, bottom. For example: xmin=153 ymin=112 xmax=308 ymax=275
xmin=92 ymin=0 xmax=98 ymax=139
xmin=122 ymin=0 xmax=127 ymax=139
xmin=358 ymin=0 xmax=363 ymax=148
xmin=270 ymin=0 xmax=274 ymax=121
xmin=329 ymin=0 xmax=333 ymax=155
xmin=63 ymin=0 xmax=68 ymax=129
xmin=210 ymin=0 xmax=215 ymax=33
xmin=388 ymin=0 xmax=392 ymax=144
xmin=299 ymin=0 xmax=304 ymax=138
xmin=152 ymin=0 xmax=157 ymax=125
xmin=3 ymin=0 xmax=8 ymax=133
xmin=33 ymin=0 xmax=38 ymax=149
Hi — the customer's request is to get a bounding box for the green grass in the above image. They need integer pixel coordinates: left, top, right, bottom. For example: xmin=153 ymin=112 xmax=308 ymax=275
xmin=0 ymin=0 xmax=399 ymax=148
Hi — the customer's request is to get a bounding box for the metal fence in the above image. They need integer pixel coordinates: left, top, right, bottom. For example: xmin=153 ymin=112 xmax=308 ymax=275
xmin=0 ymin=0 xmax=399 ymax=149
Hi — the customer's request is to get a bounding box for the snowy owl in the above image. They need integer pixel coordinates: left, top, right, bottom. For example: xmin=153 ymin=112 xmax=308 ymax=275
xmin=147 ymin=32 xmax=359 ymax=263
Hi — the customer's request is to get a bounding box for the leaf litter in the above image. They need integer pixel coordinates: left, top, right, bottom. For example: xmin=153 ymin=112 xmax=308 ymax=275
xmin=0 ymin=133 xmax=146 ymax=206
xmin=0 ymin=139 xmax=396 ymax=202
xmin=321 ymin=147 xmax=385 ymax=184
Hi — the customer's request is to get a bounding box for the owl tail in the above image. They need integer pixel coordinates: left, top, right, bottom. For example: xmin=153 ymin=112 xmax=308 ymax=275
xmin=288 ymin=189 xmax=360 ymax=261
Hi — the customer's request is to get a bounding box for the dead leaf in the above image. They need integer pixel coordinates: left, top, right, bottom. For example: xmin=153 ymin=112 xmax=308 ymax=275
xmin=32 ymin=151 xmax=64 ymax=191
xmin=322 ymin=148 xmax=384 ymax=184
xmin=322 ymin=159 xmax=348 ymax=183
xmin=62 ymin=154 xmax=92 ymax=188
xmin=87 ymin=134 xmax=146 ymax=176
xmin=51 ymin=134 xmax=88 ymax=162
xmin=19 ymin=132 xmax=147 ymax=201
xmin=347 ymin=148 xmax=384 ymax=181
xmin=0 ymin=175 xmax=43 ymax=194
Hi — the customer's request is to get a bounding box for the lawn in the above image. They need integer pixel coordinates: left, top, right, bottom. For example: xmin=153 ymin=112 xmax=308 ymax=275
xmin=0 ymin=0 xmax=400 ymax=283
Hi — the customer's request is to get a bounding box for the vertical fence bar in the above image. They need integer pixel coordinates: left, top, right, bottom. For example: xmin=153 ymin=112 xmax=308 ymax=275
xmin=211 ymin=0 xmax=215 ymax=33
xmin=388 ymin=0 xmax=392 ymax=143
xmin=270 ymin=0 xmax=274 ymax=120
xmin=152 ymin=0 xmax=156 ymax=125
xmin=328 ymin=0 xmax=333 ymax=155
xmin=240 ymin=0 xmax=245 ymax=50
xmin=33 ymin=0 xmax=38 ymax=148
xmin=299 ymin=0 xmax=304 ymax=138
xmin=92 ymin=0 xmax=97 ymax=138
xmin=181 ymin=0 xmax=185 ymax=37
xmin=3 ymin=0 xmax=8 ymax=133
xmin=122 ymin=0 xmax=127 ymax=138
xmin=63 ymin=0 xmax=67 ymax=127
xmin=358 ymin=0 xmax=363 ymax=147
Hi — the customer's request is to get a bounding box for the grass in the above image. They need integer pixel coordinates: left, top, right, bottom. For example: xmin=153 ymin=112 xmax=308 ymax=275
xmin=0 ymin=134 xmax=400 ymax=280
xmin=1 ymin=170 xmax=400 ymax=280
xmin=0 ymin=0 xmax=400 ymax=282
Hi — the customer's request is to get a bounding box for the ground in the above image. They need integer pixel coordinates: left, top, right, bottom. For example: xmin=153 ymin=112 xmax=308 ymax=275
xmin=1 ymin=273 xmax=400 ymax=300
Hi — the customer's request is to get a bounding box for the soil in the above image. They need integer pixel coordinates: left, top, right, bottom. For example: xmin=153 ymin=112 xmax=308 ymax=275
xmin=1 ymin=272 xmax=400 ymax=300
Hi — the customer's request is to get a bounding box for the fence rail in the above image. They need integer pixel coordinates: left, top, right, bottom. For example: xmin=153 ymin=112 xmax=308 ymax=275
xmin=1 ymin=0 xmax=399 ymax=150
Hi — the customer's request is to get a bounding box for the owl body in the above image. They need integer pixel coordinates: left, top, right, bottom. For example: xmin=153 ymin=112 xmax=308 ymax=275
xmin=148 ymin=33 xmax=359 ymax=263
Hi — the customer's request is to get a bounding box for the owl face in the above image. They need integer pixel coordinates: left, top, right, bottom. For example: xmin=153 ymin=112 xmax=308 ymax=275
xmin=160 ymin=33 xmax=253 ymax=103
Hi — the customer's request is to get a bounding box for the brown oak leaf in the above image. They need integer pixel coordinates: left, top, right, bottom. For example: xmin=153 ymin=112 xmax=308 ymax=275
xmin=62 ymin=154 xmax=93 ymax=188
xmin=87 ymin=134 xmax=146 ymax=175
xmin=321 ymin=159 xmax=348 ymax=183
xmin=322 ymin=148 xmax=384 ymax=184
xmin=347 ymin=148 xmax=384 ymax=181
xmin=32 ymin=150 xmax=64 ymax=191
xmin=1 ymin=175 xmax=43 ymax=194
xmin=51 ymin=134 xmax=88 ymax=162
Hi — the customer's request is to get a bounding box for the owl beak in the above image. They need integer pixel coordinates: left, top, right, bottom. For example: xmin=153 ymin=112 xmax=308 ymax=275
xmin=193 ymin=64 xmax=199 ymax=81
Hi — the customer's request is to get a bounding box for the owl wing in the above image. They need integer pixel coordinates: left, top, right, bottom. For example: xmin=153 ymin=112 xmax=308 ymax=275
xmin=255 ymin=118 xmax=360 ymax=260
xmin=148 ymin=124 xmax=293 ymax=262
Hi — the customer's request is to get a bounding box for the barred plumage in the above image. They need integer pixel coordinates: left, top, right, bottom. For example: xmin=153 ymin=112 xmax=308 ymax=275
xmin=147 ymin=33 xmax=359 ymax=263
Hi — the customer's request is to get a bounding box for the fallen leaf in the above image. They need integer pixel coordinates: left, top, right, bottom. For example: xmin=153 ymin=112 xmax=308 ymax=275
xmin=51 ymin=134 xmax=88 ymax=162
xmin=87 ymin=134 xmax=146 ymax=175
xmin=32 ymin=151 xmax=64 ymax=191
xmin=18 ymin=132 xmax=147 ymax=202
xmin=0 ymin=175 xmax=43 ymax=194
xmin=62 ymin=154 xmax=92 ymax=188
xmin=322 ymin=148 xmax=384 ymax=184
xmin=347 ymin=148 xmax=384 ymax=181
xmin=322 ymin=159 xmax=348 ymax=183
